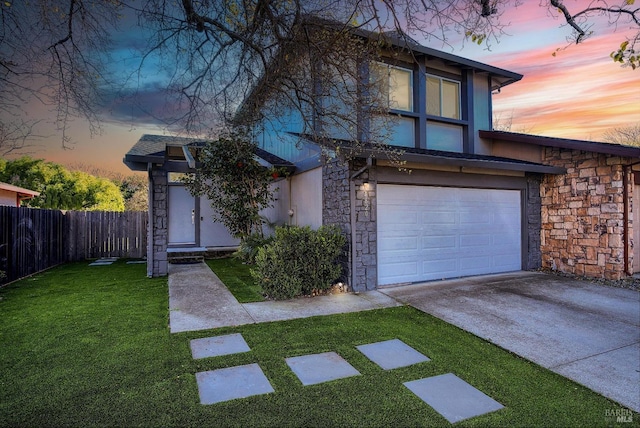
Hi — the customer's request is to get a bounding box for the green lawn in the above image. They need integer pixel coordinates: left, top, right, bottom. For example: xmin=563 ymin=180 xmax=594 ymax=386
xmin=1 ymin=261 xmax=637 ymax=427
xmin=206 ymin=257 xmax=265 ymax=303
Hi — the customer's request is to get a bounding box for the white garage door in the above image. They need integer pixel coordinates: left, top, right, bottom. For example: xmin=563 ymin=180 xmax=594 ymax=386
xmin=378 ymin=184 xmax=522 ymax=285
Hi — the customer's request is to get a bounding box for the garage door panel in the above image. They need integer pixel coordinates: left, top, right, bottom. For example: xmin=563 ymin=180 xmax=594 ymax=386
xmin=378 ymin=184 xmax=522 ymax=286
xmin=378 ymin=261 xmax=418 ymax=283
xmin=422 ymin=235 xmax=457 ymax=248
xmin=460 ymin=213 xmax=491 ymax=225
xmin=460 ymin=234 xmax=492 ymax=247
xmin=420 ymin=211 xmax=456 ymax=224
xmin=379 ymin=209 xmax=418 ymax=224
xmin=379 ymin=236 xmax=419 ymax=252
xmin=494 ymin=254 xmax=522 ymax=268
xmin=421 ymin=259 xmax=459 ymax=279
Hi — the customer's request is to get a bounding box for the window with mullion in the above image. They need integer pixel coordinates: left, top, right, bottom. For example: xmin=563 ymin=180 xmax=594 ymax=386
xmin=426 ymin=75 xmax=460 ymax=120
xmin=371 ymin=62 xmax=413 ymax=112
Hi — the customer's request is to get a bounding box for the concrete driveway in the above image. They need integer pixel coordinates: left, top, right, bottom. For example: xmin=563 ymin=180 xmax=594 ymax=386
xmin=380 ymin=271 xmax=640 ymax=412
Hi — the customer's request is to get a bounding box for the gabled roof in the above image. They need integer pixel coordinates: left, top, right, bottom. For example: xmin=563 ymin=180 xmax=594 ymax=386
xmin=236 ymin=17 xmax=523 ymax=121
xmin=479 ymin=130 xmax=640 ymax=158
xmin=123 ymin=134 xmax=294 ymax=173
xmin=367 ymin=29 xmax=522 ymax=90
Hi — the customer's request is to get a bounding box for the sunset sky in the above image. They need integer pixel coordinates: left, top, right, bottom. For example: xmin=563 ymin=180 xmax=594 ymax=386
xmin=7 ymin=2 xmax=640 ymax=175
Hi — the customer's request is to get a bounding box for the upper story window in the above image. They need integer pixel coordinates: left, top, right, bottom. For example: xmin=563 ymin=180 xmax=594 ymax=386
xmin=371 ymin=62 xmax=413 ymax=112
xmin=426 ymin=75 xmax=460 ymax=120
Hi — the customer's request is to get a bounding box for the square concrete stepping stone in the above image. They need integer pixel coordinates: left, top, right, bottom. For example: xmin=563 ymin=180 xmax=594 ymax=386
xmin=195 ymin=363 xmax=274 ymax=405
xmin=404 ymin=373 xmax=504 ymax=423
xmin=286 ymin=352 xmax=360 ymax=386
xmin=356 ymin=339 xmax=430 ymax=370
xmin=88 ymin=260 xmax=114 ymax=266
xmin=190 ymin=333 xmax=251 ymax=359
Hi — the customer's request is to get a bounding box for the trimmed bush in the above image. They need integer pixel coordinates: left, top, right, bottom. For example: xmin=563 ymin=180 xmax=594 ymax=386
xmin=233 ymin=233 xmax=274 ymax=264
xmin=252 ymin=225 xmax=346 ymax=300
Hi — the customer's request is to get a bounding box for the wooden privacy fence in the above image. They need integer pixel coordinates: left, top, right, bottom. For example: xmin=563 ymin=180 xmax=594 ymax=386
xmin=0 ymin=207 xmax=147 ymax=284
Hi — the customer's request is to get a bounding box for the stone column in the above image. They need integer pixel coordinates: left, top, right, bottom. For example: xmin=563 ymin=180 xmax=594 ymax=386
xmin=151 ymin=169 xmax=168 ymax=276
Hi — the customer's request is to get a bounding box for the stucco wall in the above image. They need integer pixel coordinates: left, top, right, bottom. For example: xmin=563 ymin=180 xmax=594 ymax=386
xmin=290 ymin=167 xmax=323 ymax=228
xmin=0 ymin=189 xmax=17 ymax=207
xmin=540 ymin=148 xmax=633 ymax=280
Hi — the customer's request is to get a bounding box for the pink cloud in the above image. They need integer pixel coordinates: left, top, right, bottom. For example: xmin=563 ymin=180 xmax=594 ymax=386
xmin=487 ymin=29 xmax=639 ymax=141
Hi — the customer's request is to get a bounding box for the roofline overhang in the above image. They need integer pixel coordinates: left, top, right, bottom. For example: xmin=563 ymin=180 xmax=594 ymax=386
xmin=368 ymin=31 xmax=523 ymax=89
xmin=480 ymin=130 xmax=640 ymax=158
xmin=0 ymin=182 xmax=40 ymax=197
xmin=354 ymin=148 xmax=566 ymax=175
xmin=123 ymin=145 xmax=296 ymax=174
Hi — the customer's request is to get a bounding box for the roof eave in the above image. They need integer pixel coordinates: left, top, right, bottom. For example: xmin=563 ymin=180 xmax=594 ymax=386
xmin=356 ymin=148 xmax=566 ymax=174
xmin=480 ymin=130 xmax=640 ymax=158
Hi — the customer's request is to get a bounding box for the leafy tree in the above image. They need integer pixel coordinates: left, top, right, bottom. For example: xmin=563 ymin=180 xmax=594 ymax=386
xmin=65 ymin=163 xmax=149 ymax=211
xmin=1 ymin=1 xmax=637 ymax=151
xmin=182 ymin=131 xmax=279 ymax=239
xmin=0 ymin=156 xmax=125 ymax=211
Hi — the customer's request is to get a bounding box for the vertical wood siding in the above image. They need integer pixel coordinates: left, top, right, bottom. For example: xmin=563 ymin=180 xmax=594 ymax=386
xmin=0 ymin=207 xmax=147 ymax=284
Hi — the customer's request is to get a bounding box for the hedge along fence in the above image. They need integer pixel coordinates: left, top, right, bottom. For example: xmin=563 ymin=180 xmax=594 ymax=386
xmin=0 ymin=206 xmax=147 ymax=285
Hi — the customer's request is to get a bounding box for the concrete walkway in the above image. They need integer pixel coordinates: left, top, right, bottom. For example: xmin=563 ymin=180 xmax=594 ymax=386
xmin=380 ymin=271 xmax=640 ymax=412
xmin=168 ymin=262 xmax=400 ymax=333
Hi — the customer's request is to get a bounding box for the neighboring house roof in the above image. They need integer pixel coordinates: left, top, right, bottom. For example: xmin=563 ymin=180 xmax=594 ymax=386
xmin=123 ymin=134 xmax=294 ymax=173
xmin=480 ymin=130 xmax=640 ymax=158
xmin=0 ymin=182 xmax=40 ymax=207
xmin=0 ymin=182 xmax=40 ymax=198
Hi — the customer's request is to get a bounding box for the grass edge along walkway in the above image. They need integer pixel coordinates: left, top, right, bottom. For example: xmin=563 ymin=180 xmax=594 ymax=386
xmin=206 ymin=258 xmax=265 ymax=303
xmin=1 ymin=261 xmax=638 ymax=427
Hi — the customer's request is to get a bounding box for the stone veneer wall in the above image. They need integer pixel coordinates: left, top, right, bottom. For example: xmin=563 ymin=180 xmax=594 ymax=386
xmin=540 ymin=148 xmax=633 ymax=280
xmin=322 ymin=158 xmax=351 ymax=285
xmin=322 ymin=158 xmax=378 ymax=292
xmin=150 ymin=169 xmax=168 ymax=277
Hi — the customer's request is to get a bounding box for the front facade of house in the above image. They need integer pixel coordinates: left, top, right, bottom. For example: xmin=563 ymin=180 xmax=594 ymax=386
xmin=124 ymin=31 xmax=640 ymax=288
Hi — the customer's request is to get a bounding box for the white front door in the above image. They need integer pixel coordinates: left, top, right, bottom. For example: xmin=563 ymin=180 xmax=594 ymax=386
xmin=200 ymin=198 xmax=240 ymax=247
xmin=377 ymin=184 xmax=522 ymax=286
xmin=168 ymin=186 xmax=196 ymax=245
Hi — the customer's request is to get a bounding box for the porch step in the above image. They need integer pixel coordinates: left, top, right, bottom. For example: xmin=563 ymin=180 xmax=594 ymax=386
xmin=170 ymin=255 xmax=205 ymax=264
xmin=168 ymin=247 xmax=206 ymax=264
xmin=167 ymin=246 xmax=239 ymax=264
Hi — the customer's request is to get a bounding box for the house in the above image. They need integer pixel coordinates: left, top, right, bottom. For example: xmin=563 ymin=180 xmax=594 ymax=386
xmin=0 ymin=182 xmax=40 ymax=207
xmin=124 ymin=28 xmax=640 ymax=288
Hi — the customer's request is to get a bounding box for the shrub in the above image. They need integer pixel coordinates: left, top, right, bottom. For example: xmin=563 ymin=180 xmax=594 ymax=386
xmin=233 ymin=233 xmax=274 ymax=265
xmin=252 ymin=225 xmax=346 ymax=300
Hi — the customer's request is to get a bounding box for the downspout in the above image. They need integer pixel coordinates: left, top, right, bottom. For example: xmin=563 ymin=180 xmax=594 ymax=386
xmin=147 ymin=163 xmax=154 ymax=278
xmin=349 ymin=157 xmax=373 ymax=291
xmin=623 ymin=160 xmax=640 ymax=276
